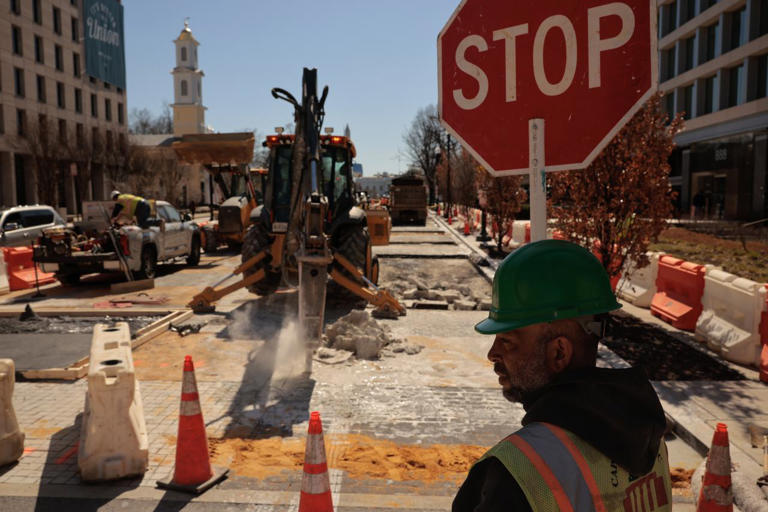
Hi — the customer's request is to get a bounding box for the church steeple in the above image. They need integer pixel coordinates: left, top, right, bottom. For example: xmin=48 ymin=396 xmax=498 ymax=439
xmin=171 ymin=19 xmax=206 ymax=135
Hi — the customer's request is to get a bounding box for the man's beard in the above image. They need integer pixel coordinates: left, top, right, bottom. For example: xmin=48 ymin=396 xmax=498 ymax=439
xmin=498 ymin=339 xmax=551 ymax=404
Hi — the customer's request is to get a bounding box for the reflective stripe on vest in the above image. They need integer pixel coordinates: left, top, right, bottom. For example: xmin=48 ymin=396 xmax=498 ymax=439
xmin=477 ymin=422 xmax=672 ymax=512
xmin=117 ymin=194 xmax=142 ymax=218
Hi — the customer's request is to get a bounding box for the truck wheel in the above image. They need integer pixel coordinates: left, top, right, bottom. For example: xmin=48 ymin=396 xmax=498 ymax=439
xmin=202 ymin=226 xmax=218 ymax=253
xmin=241 ymin=223 xmax=280 ymax=296
xmin=187 ymin=235 xmax=201 ymax=266
xmin=329 ymin=224 xmax=370 ymax=305
xmin=138 ymin=246 xmax=157 ymax=280
xmin=56 ymin=272 xmax=80 ymax=286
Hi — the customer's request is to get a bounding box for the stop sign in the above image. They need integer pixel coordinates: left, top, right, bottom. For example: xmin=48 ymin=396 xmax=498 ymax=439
xmin=438 ymin=0 xmax=657 ymax=175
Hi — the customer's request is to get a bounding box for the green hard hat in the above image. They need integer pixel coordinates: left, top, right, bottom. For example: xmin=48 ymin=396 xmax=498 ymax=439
xmin=475 ymin=239 xmax=621 ymax=335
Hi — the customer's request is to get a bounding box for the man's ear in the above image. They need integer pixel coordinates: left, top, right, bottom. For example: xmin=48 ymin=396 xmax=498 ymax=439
xmin=545 ymin=336 xmax=573 ymax=374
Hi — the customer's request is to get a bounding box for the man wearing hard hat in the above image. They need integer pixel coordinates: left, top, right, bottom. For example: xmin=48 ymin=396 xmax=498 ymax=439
xmin=453 ymin=240 xmax=671 ymax=511
xmin=110 ymin=190 xmax=151 ymax=229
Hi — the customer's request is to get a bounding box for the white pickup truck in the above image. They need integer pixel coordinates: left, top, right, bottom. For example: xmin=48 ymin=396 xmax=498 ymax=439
xmin=34 ymin=201 xmax=201 ymax=285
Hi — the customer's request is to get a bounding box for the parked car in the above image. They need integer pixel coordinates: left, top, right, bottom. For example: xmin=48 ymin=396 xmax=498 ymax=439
xmin=0 ymin=205 xmax=66 ymax=247
xmin=34 ymin=200 xmax=201 ymax=285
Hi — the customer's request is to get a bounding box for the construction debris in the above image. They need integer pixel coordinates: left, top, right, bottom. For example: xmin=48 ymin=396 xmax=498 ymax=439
xmin=322 ymin=310 xmax=423 ymax=360
xmin=379 ymin=259 xmax=491 ymax=311
xmin=169 ymin=322 xmax=205 ymax=337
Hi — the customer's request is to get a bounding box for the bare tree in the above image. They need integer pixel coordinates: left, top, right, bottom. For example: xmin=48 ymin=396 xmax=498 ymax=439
xmin=129 ymin=103 xmax=173 ymax=135
xmin=19 ymin=116 xmax=64 ymax=206
xmin=403 ymin=105 xmax=442 ymax=205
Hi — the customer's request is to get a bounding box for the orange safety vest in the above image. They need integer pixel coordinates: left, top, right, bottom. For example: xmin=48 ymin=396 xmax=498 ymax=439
xmin=116 ymin=194 xmax=143 ymax=219
xmin=476 ymin=422 xmax=672 ymax=512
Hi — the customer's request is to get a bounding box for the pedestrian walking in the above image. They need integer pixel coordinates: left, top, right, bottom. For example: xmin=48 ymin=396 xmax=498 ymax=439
xmin=453 ymin=240 xmax=672 ymax=512
xmin=188 ymin=200 xmax=196 ymax=218
xmin=111 ymin=190 xmax=152 ymax=229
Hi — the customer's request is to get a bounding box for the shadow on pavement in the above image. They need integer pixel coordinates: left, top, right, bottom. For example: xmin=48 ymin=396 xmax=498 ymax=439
xmin=33 ymin=413 xmax=142 ymax=512
xmin=209 ymin=295 xmax=318 ymax=439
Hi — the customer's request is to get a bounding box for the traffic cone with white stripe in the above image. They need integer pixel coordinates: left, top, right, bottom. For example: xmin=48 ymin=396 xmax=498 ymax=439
xmin=299 ymin=411 xmax=333 ymax=512
xmin=697 ymin=423 xmax=733 ymax=512
xmin=157 ymin=355 xmax=228 ymax=494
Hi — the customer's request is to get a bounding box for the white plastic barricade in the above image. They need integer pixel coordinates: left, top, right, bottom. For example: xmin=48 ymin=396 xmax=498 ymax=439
xmin=0 ymin=359 xmax=24 ymax=466
xmin=616 ymin=252 xmax=661 ymax=308
xmin=696 ymin=269 xmax=767 ymax=366
xmin=509 ymin=221 xmax=529 ymax=249
xmin=0 ymin=250 xmax=9 ymax=295
xmin=78 ymin=323 xmax=148 ymax=481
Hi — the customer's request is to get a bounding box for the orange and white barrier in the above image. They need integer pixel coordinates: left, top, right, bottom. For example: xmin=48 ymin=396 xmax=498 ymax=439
xmin=617 ymin=252 xmax=661 ymax=308
xmin=0 ymin=359 xmax=24 ymax=467
xmin=651 ymin=256 xmax=706 ymax=331
xmin=509 ymin=220 xmax=530 ymax=248
xmin=78 ymin=323 xmax=148 ymax=481
xmin=0 ymin=250 xmax=8 ymax=295
xmin=2 ymin=247 xmax=55 ymax=291
xmin=696 ymin=269 xmax=766 ymax=366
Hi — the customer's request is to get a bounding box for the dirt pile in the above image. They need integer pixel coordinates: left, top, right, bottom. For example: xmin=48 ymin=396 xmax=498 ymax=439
xmin=320 ymin=310 xmax=423 ymax=360
xmin=670 ymin=466 xmax=694 ymax=497
xmin=209 ymin=433 xmax=487 ymax=483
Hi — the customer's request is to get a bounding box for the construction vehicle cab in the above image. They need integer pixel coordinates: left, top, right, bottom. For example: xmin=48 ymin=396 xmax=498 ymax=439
xmin=172 ymin=132 xmax=258 ymax=252
xmin=253 ymin=133 xmax=360 ymax=239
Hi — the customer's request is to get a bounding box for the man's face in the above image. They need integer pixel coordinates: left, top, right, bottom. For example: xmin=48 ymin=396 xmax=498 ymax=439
xmin=487 ymin=323 xmax=553 ymax=403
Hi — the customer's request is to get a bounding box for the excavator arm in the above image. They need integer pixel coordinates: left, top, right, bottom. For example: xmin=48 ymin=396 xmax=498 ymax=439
xmin=329 ymin=253 xmax=406 ymax=318
xmin=187 ymin=250 xmax=268 ymax=312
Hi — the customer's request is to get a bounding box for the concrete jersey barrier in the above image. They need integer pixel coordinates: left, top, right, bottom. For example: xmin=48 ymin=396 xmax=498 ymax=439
xmin=78 ymin=322 xmax=148 ymax=481
xmin=617 ymin=252 xmax=661 ymax=308
xmin=0 ymin=359 xmax=24 ymax=466
xmin=696 ymin=269 xmax=767 ymax=366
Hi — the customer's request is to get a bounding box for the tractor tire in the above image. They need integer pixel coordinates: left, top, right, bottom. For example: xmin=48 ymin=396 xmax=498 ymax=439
xmin=241 ymin=223 xmax=281 ymax=296
xmin=329 ymin=224 xmax=371 ymax=305
xmin=56 ymin=272 xmax=81 ymax=286
xmin=202 ymin=226 xmax=218 ymax=253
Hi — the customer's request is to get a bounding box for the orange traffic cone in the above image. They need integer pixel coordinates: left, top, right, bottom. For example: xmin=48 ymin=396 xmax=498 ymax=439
xmin=299 ymin=411 xmax=333 ymax=512
xmin=463 ymin=221 xmax=471 ymax=236
xmin=157 ymin=356 xmax=228 ymax=494
xmin=698 ymin=423 xmax=733 ymax=512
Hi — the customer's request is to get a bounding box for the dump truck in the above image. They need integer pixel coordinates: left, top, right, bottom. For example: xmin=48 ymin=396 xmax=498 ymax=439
xmin=172 ymin=132 xmax=261 ymax=252
xmin=389 ymin=175 xmax=428 ymax=225
xmin=188 ymin=69 xmax=404 ymax=343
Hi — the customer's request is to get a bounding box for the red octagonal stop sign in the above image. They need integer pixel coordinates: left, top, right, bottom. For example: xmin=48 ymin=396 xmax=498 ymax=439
xmin=439 ymin=0 xmax=657 ymax=176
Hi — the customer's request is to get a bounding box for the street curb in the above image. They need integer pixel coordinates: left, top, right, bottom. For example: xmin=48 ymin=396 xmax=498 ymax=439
xmin=430 ymin=213 xmax=496 ymax=284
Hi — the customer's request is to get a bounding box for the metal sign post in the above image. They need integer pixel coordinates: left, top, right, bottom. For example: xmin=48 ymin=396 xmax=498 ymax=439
xmin=529 ymin=119 xmax=546 ymax=242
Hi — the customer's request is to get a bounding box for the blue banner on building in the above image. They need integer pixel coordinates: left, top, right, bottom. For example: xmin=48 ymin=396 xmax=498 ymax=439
xmin=83 ymin=0 xmax=126 ymax=89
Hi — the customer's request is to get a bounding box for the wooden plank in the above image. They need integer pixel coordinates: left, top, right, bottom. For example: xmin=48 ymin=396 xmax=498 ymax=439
xmin=131 ymin=310 xmax=193 ymax=351
xmin=109 ymin=279 xmax=155 ymax=294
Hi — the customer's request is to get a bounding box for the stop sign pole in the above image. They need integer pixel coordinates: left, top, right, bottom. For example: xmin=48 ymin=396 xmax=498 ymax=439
xmin=438 ymin=0 xmax=657 ymax=242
